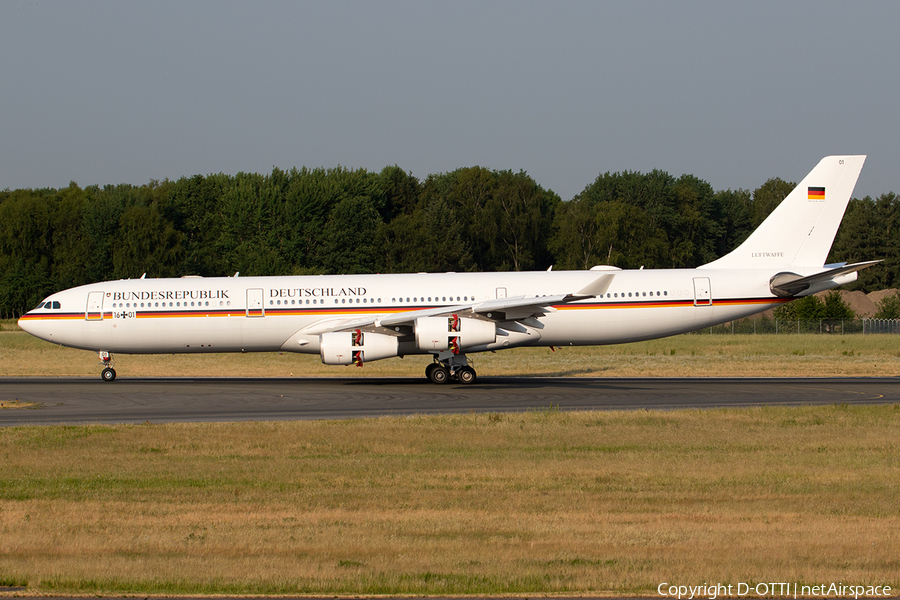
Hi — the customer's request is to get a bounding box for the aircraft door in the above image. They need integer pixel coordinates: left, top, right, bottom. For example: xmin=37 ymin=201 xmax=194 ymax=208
xmin=246 ymin=288 xmax=264 ymax=317
xmin=86 ymin=291 xmax=105 ymax=320
xmin=693 ymin=277 xmax=712 ymax=306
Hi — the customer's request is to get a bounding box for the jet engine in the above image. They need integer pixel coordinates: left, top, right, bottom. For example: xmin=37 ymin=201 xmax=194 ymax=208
xmin=320 ymin=330 xmax=398 ymax=365
xmin=415 ymin=315 xmax=496 ymax=352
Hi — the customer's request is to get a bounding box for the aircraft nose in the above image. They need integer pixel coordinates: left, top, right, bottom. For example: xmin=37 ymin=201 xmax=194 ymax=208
xmin=18 ymin=313 xmax=50 ymax=341
xmin=17 ymin=314 xmax=34 ymax=333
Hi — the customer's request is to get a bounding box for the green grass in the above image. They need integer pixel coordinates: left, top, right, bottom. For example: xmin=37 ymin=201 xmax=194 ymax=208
xmin=2 ymin=407 xmax=899 ymax=595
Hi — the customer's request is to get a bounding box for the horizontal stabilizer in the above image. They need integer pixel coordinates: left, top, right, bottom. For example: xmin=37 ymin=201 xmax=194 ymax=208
xmin=769 ymin=260 xmax=881 ymax=297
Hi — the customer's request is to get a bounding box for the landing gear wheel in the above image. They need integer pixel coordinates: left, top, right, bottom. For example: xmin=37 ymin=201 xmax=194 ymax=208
xmin=425 ymin=363 xmax=438 ymax=381
xmin=428 ymin=365 xmax=450 ymax=384
xmin=457 ymin=366 xmax=476 ymax=384
xmin=101 ymin=367 xmax=117 ymax=382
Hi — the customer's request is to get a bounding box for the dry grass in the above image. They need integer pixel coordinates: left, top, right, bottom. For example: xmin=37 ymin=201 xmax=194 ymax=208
xmin=0 ymin=400 xmax=38 ymax=410
xmin=1 ymin=407 xmax=899 ymax=594
xmin=2 ymin=322 xmax=900 ymax=378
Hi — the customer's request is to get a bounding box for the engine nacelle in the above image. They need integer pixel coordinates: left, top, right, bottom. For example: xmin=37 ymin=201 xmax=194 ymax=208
xmin=415 ymin=315 xmax=496 ymax=352
xmin=320 ymin=331 xmax=399 ymax=365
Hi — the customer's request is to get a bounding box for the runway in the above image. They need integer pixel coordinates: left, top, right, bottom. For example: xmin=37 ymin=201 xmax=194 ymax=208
xmin=1 ymin=376 xmax=898 ymax=426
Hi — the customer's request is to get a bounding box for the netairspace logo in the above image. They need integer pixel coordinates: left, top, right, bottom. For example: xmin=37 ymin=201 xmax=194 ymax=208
xmin=658 ymin=582 xmax=893 ymax=599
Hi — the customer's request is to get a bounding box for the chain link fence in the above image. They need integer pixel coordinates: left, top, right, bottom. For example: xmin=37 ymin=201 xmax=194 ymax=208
xmin=694 ymin=318 xmax=900 ymax=335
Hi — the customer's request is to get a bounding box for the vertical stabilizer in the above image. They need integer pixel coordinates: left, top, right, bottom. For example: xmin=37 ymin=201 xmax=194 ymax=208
xmin=701 ymin=155 xmax=865 ymax=270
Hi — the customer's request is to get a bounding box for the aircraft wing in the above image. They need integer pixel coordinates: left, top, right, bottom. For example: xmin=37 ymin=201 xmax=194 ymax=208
xmin=301 ymin=273 xmax=615 ymax=336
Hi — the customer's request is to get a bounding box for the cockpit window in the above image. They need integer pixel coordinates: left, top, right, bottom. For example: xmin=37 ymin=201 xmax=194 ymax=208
xmin=52 ymin=301 xmax=61 ymax=309
xmin=35 ymin=302 xmax=46 ymax=310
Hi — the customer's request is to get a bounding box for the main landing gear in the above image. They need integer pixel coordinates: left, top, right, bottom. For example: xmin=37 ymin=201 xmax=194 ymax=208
xmin=425 ymin=352 xmax=477 ymax=385
xmin=99 ymin=351 xmax=116 ymax=382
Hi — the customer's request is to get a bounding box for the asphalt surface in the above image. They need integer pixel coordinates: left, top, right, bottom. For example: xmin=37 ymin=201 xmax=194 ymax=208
xmin=1 ymin=376 xmax=898 ymax=426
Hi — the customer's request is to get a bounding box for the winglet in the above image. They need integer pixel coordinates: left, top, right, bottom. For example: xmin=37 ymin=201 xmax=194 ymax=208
xmin=570 ymin=274 xmax=615 ymax=299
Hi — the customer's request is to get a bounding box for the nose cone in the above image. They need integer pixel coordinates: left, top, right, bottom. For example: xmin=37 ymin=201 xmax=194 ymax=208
xmin=18 ymin=312 xmax=52 ymax=342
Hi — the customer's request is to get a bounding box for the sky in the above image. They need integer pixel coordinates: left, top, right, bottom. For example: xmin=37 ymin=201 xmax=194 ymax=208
xmin=2 ymin=1 xmax=898 ymax=201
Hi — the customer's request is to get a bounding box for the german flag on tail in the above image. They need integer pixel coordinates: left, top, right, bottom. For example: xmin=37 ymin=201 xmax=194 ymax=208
xmin=808 ymin=186 xmax=825 ymax=200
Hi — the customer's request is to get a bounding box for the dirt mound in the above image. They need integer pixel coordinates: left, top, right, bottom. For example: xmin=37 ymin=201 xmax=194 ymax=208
xmin=867 ymin=288 xmax=900 ymax=308
xmin=829 ymin=289 xmax=877 ymax=317
xmin=827 ymin=288 xmax=899 ymax=317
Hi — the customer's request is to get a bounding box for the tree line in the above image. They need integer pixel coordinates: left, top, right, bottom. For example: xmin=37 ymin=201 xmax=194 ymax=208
xmin=1 ymin=165 xmax=897 ymax=318
xmin=772 ymin=289 xmax=900 ymax=321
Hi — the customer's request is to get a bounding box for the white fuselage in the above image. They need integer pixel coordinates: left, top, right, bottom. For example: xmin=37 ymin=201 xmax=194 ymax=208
xmin=18 ymin=268 xmax=790 ymax=357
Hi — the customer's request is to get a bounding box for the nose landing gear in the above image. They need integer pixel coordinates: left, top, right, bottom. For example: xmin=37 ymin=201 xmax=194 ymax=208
xmin=98 ymin=351 xmax=116 ymax=382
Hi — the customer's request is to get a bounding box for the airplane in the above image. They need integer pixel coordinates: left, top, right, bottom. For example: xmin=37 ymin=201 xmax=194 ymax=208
xmin=18 ymin=155 xmax=877 ymax=384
